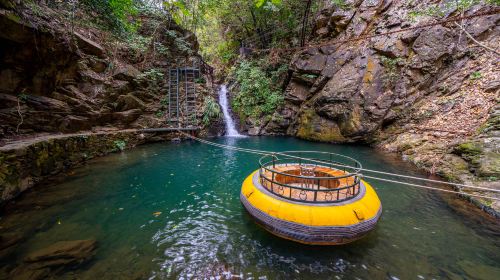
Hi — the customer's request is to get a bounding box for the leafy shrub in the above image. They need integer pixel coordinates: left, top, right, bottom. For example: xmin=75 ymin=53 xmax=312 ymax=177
xmin=174 ymin=37 xmax=193 ymax=54
xmin=80 ymin=0 xmax=139 ymax=33
xmin=195 ymin=77 xmax=206 ymax=84
xmin=232 ymin=60 xmax=284 ymax=119
xmin=332 ymin=0 xmax=350 ymax=10
xmin=470 ymin=71 xmax=482 ymax=80
xmin=160 ymin=97 xmax=169 ymax=106
xmin=301 ymin=74 xmax=318 ymax=80
xmin=113 ymin=140 xmax=127 ymax=151
xmin=165 ymin=30 xmax=193 ymax=54
xmin=155 ymin=110 xmax=165 ymax=118
xmin=154 ymin=42 xmax=169 ymax=56
xmin=137 ymin=68 xmax=164 ymax=81
xmin=380 ymin=56 xmax=402 ymax=87
xmin=202 ymin=96 xmax=221 ymax=126
xmin=127 ymin=33 xmax=151 ymax=57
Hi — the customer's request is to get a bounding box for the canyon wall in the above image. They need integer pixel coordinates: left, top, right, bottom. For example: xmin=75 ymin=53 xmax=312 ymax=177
xmin=252 ymin=0 xmax=499 ymax=212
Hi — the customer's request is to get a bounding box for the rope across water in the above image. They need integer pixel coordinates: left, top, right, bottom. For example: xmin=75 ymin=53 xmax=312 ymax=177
xmin=178 ymin=131 xmax=500 ymax=201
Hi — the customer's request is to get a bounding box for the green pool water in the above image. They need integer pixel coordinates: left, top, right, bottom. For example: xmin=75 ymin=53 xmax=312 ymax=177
xmin=1 ymin=137 xmax=499 ymax=279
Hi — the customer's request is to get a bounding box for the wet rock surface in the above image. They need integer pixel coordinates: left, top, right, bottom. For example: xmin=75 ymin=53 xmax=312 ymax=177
xmin=9 ymin=239 xmax=97 ymax=280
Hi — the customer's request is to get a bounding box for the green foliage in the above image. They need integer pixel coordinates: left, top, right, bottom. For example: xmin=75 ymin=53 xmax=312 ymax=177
xmin=137 ymin=68 xmax=164 ymax=81
xmin=113 ymin=140 xmax=127 ymax=151
xmin=175 ymin=37 xmax=193 ymax=54
xmin=195 ymin=77 xmax=206 ymax=84
xmin=215 ymin=40 xmax=239 ymax=64
xmin=380 ymin=56 xmax=403 ymax=87
xmin=160 ymin=97 xmax=169 ymax=106
xmin=202 ymin=96 xmax=221 ymax=126
xmin=165 ymin=29 xmax=193 ymax=54
xmin=80 ymin=0 xmax=139 ymax=33
xmin=232 ymin=60 xmax=284 ymax=119
xmin=135 ymin=68 xmax=164 ymax=92
xmin=109 ymin=0 xmax=138 ymax=30
xmin=126 ymin=33 xmax=151 ymax=57
xmin=155 ymin=110 xmax=165 ymax=118
xmin=470 ymin=71 xmax=482 ymax=80
xmin=486 ymin=176 xmax=498 ymax=181
xmin=165 ymin=0 xmax=318 ymax=66
xmin=18 ymin=93 xmax=28 ymax=102
xmin=255 ymin=0 xmax=282 ymax=9
xmin=154 ymin=42 xmax=169 ymax=56
xmin=331 ymin=0 xmax=349 ymax=10
xmin=26 ymin=1 xmax=44 ymax=17
xmin=301 ymin=74 xmax=318 ymax=80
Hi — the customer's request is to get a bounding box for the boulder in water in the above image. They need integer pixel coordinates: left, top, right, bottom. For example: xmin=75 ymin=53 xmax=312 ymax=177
xmin=10 ymin=239 xmax=97 ymax=280
xmin=24 ymin=239 xmax=97 ymax=266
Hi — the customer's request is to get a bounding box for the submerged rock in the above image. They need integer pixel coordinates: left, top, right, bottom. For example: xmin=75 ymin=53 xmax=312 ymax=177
xmin=24 ymin=239 xmax=97 ymax=265
xmin=0 ymin=233 xmax=24 ymax=260
xmin=10 ymin=239 xmax=97 ymax=280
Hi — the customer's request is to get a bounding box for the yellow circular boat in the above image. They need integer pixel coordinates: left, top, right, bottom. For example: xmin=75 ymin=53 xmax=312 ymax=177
xmin=240 ymin=151 xmax=382 ymax=245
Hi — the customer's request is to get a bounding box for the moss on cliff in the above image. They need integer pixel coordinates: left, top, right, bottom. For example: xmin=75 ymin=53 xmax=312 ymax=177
xmin=296 ymin=109 xmax=347 ymax=142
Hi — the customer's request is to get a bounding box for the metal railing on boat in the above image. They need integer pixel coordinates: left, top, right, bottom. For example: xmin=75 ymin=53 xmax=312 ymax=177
xmin=258 ymin=151 xmax=363 ymax=204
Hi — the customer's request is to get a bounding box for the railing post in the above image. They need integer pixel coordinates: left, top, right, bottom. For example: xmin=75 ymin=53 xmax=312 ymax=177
xmin=271 ymin=172 xmax=275 ymax=192
xmin=272 ymin=153 xmax=276 ymax=168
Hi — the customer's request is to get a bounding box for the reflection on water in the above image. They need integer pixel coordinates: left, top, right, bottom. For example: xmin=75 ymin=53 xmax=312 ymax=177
xmin=0 ymin=137 xmax=499 ymax=279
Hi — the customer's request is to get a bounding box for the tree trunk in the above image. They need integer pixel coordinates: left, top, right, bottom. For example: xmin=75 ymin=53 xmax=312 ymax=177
xmin=300 ymin=0 xmax=313 ymax=47
xmin=249 ymin=6 xmax=266 ymax=48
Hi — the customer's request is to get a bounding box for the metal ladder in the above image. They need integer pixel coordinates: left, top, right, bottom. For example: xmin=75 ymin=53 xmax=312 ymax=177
xmin=168 ymin=68 xmax=180 ymax=127
xmin=167 ymin=59 xmax=200 ymax=128
xmin=184 ymin=64 xmax=198 ymax=127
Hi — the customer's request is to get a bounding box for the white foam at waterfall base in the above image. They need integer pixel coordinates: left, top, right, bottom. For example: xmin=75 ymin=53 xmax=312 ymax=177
xmin=218 ymin=85 xmax=245 ymax=137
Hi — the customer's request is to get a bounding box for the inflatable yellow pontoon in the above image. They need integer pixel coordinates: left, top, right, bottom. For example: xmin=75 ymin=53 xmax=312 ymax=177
xmin=240 ymin=151 xmax=382 ymax=245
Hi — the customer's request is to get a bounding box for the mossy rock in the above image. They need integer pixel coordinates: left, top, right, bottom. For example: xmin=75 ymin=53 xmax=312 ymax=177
xmin=477 ymin=152 xmax=500 ymax=178
xmin=436 ymin=154 xmax=471 ymax=182
xmin=296 ymin=109 xmax=347 ymax=142
xmin=454 ymin=141 xmax=483 ymax=156
xmin=453 ymin=141 xmax=484 ymax=167
xmin=394 ymin=134 xmax=426 ymax=152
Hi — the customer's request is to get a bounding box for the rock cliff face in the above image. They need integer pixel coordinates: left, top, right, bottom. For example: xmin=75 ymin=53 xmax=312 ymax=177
xmin=0 ymin=0 xmax=211 ymax=142
xmin=258 ymin=0 xmax=499 ymax=211
xmin=0 ymin=1 xmax=217 ymax=204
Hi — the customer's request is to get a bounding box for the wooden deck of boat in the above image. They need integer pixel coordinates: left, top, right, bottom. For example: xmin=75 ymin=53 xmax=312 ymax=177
xmin=261 ymin=164 xmax=357 ymax=202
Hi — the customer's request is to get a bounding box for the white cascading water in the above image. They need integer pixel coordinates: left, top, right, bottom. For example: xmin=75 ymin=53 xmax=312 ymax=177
xmin=218 ymin=85 xmax=244 ymax=137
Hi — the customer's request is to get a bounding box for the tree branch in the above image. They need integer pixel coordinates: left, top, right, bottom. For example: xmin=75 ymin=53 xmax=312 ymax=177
xmin=454 ymin=22 xmax=500 ymax=56
xmin=16 ymin=96 xmax=24 ymax=133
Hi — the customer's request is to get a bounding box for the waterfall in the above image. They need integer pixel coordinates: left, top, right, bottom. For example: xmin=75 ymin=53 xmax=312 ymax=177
xmin=218 ymin=85 xmax=244 ymax=137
